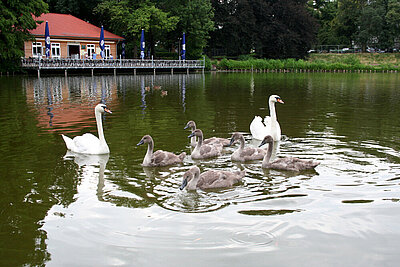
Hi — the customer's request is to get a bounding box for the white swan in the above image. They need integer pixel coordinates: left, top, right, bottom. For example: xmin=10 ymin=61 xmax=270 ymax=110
xmin=259 ymin=135 xmax=320 ymax=171
xmin=62 ymin=103 xmax=112 ymax=154
xmin=179 ymin=166 xmax=245 ymax=190
xmin=250 ymin=95 xmax=284 ymax=141
xmin=188 ymin=129 xmax=223 ymax=159
xmin=184 ymin=120 xmax=230 ymax=147
xmin=228 ymin=132 xmax=266 ymax=162
xmin=137 ymin=135 xmax=186 ymax=167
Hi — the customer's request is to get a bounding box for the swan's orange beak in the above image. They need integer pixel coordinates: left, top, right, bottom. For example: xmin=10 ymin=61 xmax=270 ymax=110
xmin=104 ymin=108 xmax=112 ymax=114
xmin=277 ymin=98 xmax=284 ymax=104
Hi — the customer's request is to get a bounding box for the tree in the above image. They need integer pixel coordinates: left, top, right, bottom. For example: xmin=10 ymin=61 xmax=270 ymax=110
xmin=0 ymin=0 xmax=48 ymax=71
xmin=332 ymin=0 xmax=365 ymax=46
xmin=163 ymin=0 xmax=214 ymax=59
xmin=309 ymin=0 xmax=339 ymax=46
xmin=95 ymin=0 xmax=179 ymax=58
xmin=254 ymin=0 xmax=318 ymax=59
xmin=209 ymin=0 xmax=317 ymax=59
xmin=355 ymin=3 xmax=385 ymax=51
xmin=209 ymin=0 xmax=256 ymax=57
xmin=386 ymin=0 xmax=400 ymax=49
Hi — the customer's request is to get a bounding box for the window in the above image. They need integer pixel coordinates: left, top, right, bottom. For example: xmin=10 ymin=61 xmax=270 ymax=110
xmin=105 ymin=45 xmax=110 ymax=59
xmin=32 ymin=42 xmax=43 ymax=58
xmin=87 ymin=44 xmax=95 ymax=58
xmin=51 ymin=43 xmax=60 ymax=58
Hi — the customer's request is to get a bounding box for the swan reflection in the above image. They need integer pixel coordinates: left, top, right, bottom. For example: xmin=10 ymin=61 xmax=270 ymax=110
xmin=46 ymin=82 xmax=54 ymax=127
xmin=63 ymin=151 xmax=109 ymax=201
xmin=181 ymin=75 xmax=186 ymax=112
xmin=140 ymin=76 xmax=147 ymax=115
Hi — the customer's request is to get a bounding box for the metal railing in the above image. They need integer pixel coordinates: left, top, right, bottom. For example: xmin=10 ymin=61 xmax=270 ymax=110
xmin=21 ymin=58 xmax=205 ymax=70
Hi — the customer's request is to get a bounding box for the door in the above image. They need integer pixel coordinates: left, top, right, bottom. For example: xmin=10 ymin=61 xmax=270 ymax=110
xmin=68 ymin=44 xmax=80 ymax=59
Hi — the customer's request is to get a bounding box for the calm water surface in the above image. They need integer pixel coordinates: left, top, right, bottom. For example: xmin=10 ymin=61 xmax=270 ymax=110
xmin=1 ymin=72 xmax=400 ymax=266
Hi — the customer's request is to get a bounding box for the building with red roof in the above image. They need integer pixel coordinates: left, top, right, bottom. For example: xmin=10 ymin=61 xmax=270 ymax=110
xmin=25 ymin=13 xmax=124 ymax=59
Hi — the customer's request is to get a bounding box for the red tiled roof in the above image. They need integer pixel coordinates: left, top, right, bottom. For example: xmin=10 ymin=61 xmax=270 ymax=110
xmin=29 ymin=13 xmax=124 ymax=41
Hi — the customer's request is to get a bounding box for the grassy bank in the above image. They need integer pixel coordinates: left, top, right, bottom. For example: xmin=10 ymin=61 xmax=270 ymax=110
xmin=212 ymin=53 xmax=400 ymax=72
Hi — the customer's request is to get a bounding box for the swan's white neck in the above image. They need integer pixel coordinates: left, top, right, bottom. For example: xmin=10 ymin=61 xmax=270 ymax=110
xmin=269 ymin=100 xmax=277 ymax=121
xmin=95 ymin=109 xmax=106 ymax=145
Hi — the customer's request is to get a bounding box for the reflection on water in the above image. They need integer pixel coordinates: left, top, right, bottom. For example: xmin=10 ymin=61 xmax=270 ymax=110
xmin=2 ymin=73 xmax=400 ymax=266
xmin=63 ymin=151 xmax=109 ymax=202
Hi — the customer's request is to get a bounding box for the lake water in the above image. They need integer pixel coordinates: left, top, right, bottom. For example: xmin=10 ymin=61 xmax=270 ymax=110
xmin=1 ymin=72 xmax=400 ymax=266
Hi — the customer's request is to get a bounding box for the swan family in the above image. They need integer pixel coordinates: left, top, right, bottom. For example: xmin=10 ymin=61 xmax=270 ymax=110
xmin=62 ymin=96 xmax=320 ymax=191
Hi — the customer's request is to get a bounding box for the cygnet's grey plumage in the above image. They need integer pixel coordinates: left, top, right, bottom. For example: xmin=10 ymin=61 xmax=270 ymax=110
xmin=228 ymin=132 xmax=266 ymax=162
xmin=179 ymin=166 xmax=245 ymax=190
xmin=137 ymin=135 xmax=186 ymax=167
xmin=259 ymin=135 xmax=320 ymax=171
xmin=188 ymin=129 xmax=223 ymax=159
xmin=184 ymin=120 xmax=230 ymax=147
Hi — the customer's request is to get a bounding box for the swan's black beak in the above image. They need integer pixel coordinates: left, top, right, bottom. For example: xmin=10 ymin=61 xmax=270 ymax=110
xmin=188 ymin=132 xmax=195 ymax=138
xmin=179 ymin=178 xmax=188 ymax=190
xmin=184 ymin=124 xmax=189 ymax=130
xmin=137 ymin=139 xmax=144 ymax=146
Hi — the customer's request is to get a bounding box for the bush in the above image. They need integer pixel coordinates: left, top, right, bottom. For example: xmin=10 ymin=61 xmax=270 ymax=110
xmin=202 ymin=55 xmax=212 ymax=71
xmin=212 ymin=56 xmax=400 ymax=72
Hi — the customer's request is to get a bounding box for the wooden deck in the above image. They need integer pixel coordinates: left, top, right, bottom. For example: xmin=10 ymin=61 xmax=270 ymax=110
xmin=21 ymin=58 xmax=205 ymax=76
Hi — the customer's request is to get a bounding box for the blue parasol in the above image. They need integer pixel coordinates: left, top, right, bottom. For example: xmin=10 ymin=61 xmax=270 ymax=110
xmin=122 ymin=35 xmax=126 ymax=59
xmin=45 ymin=21 xmax=50 ymax=58
xmin=182 ymin=32 xmax=186 ymax=60
xmin=140 ymin=29 xmax=145 ymax=60
xmin=99 ymin=26 xmax=105 ymax=58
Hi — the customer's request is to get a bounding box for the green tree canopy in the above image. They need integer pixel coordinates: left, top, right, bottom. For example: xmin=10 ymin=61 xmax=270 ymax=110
xmin=0 ymin=0 xmax=48 ymax=71
xmin=386 ymin=0 xmax=400 ymax=47
xmin=209 ymin=0 xmax=317 ymax=59
xmin=95 ymin=0 xmax=179 ymax=58
xmin=164 ymin=0 xmax=214 ymax=59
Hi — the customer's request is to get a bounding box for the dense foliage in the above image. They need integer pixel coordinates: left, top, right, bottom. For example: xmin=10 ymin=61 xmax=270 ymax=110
xmin=311 ymin=0 xmax=400 ymax=52
xmin=0 ymin=0 xmax=48 ymax=72
xmin=209 ymin=0 xmax=318 ymax=59
xmin=214 ymin=54 xmax=400 ymax=72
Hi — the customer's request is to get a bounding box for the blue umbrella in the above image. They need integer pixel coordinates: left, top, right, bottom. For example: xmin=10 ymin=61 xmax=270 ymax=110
xmin=140 ymin=29 xmax=145 ymax=60
xmin=45 ymin=21 xmax=50 ymax=58
xmin=99 ymin=26 xmax=105 ymax=58
xmin=181 ymin=32 xmax=186 ymax=60
xmin=122 ymin=36 xmax=126 ymax=59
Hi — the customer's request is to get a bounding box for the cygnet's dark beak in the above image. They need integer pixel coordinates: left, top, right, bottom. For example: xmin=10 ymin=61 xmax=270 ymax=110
xmin=184 ymin=124 xmax=189 ymax=130
xmin=228 ymin=138 xmax=235 ymax=147
xmin=259 ymin=139 xmax=267 ymax=147
xmin=137 ymin=139 xmax=144 ymax=146
xmin=179 ymin=178 xmax=188 ymax=190
xmin=188 ymin=132 xmax=195 ymax=138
